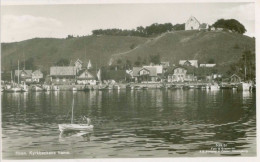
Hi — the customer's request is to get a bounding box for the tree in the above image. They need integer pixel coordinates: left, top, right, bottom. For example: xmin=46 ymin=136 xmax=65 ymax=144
xmin=149 ymin=54 xmax=161 ymax=65
xmin=207 ymin=58 xmax=215 ymax=64
xmin=55 ymin=58 xmax=70 ymax=66
xmin=227 ymin=50 xmax=255 ymax=81
xmin=126 ymin=59 xmax=132 ymax=69
xmin=134 ymin=56 xmax=142 ymax=66
xmin=212 ymin=19 xmax=246 ymax=34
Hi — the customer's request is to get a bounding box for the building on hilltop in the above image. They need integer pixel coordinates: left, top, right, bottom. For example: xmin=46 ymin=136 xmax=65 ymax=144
xmin=179 ymin=60 xmax=198 ymax=68
xmin=185 ymin=16 xmax=209 ymax=31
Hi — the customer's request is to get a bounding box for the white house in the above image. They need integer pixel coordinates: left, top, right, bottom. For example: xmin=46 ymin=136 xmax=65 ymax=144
xmin=185 ymin=16 xmax=209 ymax=31
xmin=185 ymin=16 xmax=200 ymax=30
xmin=179 ymin=60 xmax=198 ymax=68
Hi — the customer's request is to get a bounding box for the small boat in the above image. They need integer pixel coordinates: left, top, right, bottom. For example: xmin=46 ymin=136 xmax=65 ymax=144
xmin=32 ymin=85 xmax=44 ymax=92
xmin=107 ymin=85 xmax=113 ymax=90
xmin=237 ymin=82 xmax=253 ymax=91
xmin=114 ymin=85 xmax=120 ymax=90
xmin=134 ymin=86 xmax=142 ymax=90
xmin=58 ymin=98 xmax=94 ymax=132
xmin=43 ymin=85 xmax=51 ymax=91
xmin=5 ymin=87 xmax=22 ymax=92
xmin=72 ymin=87 xmax=77 ymax=91
xmin=53 ymin=85 xmax=60 ymax=91
xmin=130 ymin=86 xmax=134 ymax=90
xmin=21 ymin=83 xmax=28 ymax=92
xmin=210 ymin=83 xmax=220 ymax=90
xmin=59 ymin=124 xmax=94 ymax=132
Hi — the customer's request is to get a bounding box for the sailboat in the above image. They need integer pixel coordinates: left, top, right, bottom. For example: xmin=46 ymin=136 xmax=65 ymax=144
xmin=58 ymin=98 xmax=94 ymax=132
xmin=5 ymin=61 xmax=22 ymax=92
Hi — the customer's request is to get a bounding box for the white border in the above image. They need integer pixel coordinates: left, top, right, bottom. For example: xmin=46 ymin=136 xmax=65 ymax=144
xmin=1 ymin=0 xmax=259 ymax=162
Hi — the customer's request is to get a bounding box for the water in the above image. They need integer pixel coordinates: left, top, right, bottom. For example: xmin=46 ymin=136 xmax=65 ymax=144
xmin=1 ymin=89 xmax=256 ymax=159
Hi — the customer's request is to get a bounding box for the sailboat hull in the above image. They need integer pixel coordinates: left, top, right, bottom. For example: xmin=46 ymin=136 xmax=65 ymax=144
xmin=58 ymin=124 xmax=94 ymax=132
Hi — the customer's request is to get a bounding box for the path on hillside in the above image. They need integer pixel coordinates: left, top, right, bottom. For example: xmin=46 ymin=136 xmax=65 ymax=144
xmin=108 ymin=32 xmax=172 ymax=64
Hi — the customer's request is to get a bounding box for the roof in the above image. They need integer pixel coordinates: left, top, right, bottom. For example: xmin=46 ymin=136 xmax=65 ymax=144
xmin=32 ymin=70 xmax=43 ymax=74
xmin=77 ymin=69 xmax=96 ymax=79
xmin=50 ymin=66 xmax=76 ymax=76
xmin=179 ymin=60 xmax=198 ymax=67
xmin=200 ymin=64 xmax=216 ymax=67
xmin=133 ymin=67 xmax=157 ymax=77
xmin=15 ymin=70 xmax=32 ymax=76
xmin=230 ymin=74 xmax=240 ymax=78
xmin=75 ymin=59 xmax=83 ymax=64
xmin=186 ymin=16 xmax=200 ymax=24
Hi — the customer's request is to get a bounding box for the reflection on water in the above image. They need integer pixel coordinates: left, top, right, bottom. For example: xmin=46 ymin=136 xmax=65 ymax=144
xmin=1 ymin=89 xmax=256 ymax=159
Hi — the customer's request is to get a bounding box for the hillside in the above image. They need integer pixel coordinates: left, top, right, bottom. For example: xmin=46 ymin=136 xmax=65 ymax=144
xmin=110 ymin=30 xmax=255 ymax=68
xmin=1 ymin=30 xmax=255 ymax=74
xmin=1 ymin=35 xmax=148 ymax=72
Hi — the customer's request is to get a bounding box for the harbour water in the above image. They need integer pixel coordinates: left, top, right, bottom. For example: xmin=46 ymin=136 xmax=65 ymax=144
xmin=1 ymin=89 xmax=256 ymax=159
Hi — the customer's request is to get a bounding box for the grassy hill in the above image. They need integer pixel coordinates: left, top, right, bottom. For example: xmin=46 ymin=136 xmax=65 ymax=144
xmin=1 ymin=30 xmax=255 ymax=75
xmin=111 ymin=30 xmax=255 ymax=68
xmin=1 ymin=35 xmax=148 ymax=72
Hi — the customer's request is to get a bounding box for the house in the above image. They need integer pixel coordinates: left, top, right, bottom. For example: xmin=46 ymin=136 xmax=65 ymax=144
xmin=32 ymin=70 xmax=43 ymax=83
xmin=167 ymin=66 xmax=196 ymax=82
xmin=76 ymin=69 xmax=97 ymax=85
xmin=230 ymin=74 xmax=241 ymax=83
xmin=199 ymin=23 xmax=209 ymax=31
xmin=200 ymin=64 xmax=216 ymax=68
xmin=179 ymin=60 xmax=198 ymax=68
xmin=185 ymin=16 xmax=200 ymax=30
xmin=161 ymin=62 xmax=170 ymax=67
xmin=15 ymin=70 xmax=33 ymax=83
xmin=143 ymin=65 xmax=163 ymax=75
xmin=50 ymin=66 xmax=76 ymax=85
xmin=74 ymin=59 xmax=83 ymax=73
xmin=133 ymin=67 xmax=158 ymax=83
xmin=185 ymin=16 xmax=209 ymax=31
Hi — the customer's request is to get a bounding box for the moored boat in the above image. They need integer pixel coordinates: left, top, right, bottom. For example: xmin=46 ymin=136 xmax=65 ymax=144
xmin=53 ymin=85 xmax=60 ymax=91
xmin=237 ymin=82 xmax=253 ymax=91
xmin=32 ymin=85 xmax=44 ymax=91
xmin=210 ymin=83 xmax=220 ymax=90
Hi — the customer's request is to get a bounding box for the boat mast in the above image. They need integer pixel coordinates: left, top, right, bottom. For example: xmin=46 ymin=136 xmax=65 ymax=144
xmin=71 ymin=98 xmax=74 ymax=124
xmin=11 ymin=71 xmax=13 ymax=83
xmin=18 ymin=60 xmax=20 ymax=84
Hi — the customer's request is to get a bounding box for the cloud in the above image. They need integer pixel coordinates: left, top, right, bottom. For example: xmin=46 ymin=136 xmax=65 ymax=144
xmin=221 ymin=3 xmax=254 ymax=21
xmin=1 ymin=15 xmax=63 ymax=42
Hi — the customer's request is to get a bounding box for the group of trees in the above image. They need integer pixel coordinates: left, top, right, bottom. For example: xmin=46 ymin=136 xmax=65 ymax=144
xmin=92 ymin=23 xmax=185 ymax=37
xmin=212 ymin=19 xmax=246 ymax=34
xmin=227 ymin=50 xmax=255 ymax=81
xmin=112 ymin=54 xmax=161 ymax=70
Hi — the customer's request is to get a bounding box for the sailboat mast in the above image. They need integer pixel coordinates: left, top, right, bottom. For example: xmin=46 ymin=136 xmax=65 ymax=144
xmin=71 ymin=98 xmax=74 ymax=124
xmin=11 ymin=71 xmax=13 ymax=83
xmin=18 ymin=60 xmax=20 ymax=84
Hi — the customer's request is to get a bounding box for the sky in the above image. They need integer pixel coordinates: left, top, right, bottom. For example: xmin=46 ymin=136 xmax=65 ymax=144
xmin=1 ymin=2 xmax=255 ymax=42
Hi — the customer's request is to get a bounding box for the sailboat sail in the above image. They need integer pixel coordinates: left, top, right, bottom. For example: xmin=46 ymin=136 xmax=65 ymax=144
xmin=97 ymin=69 xmax=101 ymax=81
